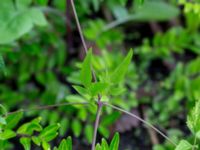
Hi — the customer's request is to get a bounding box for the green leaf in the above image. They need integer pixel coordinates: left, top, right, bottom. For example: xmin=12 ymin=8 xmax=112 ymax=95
xmin=52 ymin=0 xmax=66 ymax=11
xmin=5 ymin=111 xmax=23 ymax=129
xmin=0 ymin=116 xmax=6 ymax=125
xmin=32 ymin=136 xmax=41 ymax=146
xmin=59 ymin=118 xmax=69 ymax=136
xmin=78 ymin=108 xmax=87 ymax=121
xmin=16 ymin=0 xmax=32 ymax=9
xmin=89 ymin=82 xmax=109 ymax=96
xmin=58 ymin=138 xmax=72 ymax=150
xmin=109 ymin=133 xmax=120 ymax=150
xmin=36 ymin=0 xmax=48 ymax=6
xmin=39 ymin=124 xmax=60 ymax=142
xmin=187 ymin=100 xmax=200 ymax=133
xmin=65 ymin=95 xmax=86 ymax=103
xmin=196 ymin=130 xmax=200 ymax=140
xmin=20 ymin=137 xmax=31 ymax=150
xmin=99 ymin=126 xmax=110 ymax=138
xmin=92 ymin=0 xmax=100 ymax=11
xmin=101 ymin=112 xmax=120 ymax=126
xmin=0 ymin=129 xmax=16 ymax=140
xmin=175 ymin=140 xmax=193 ymax=150
xmin=58 ymin=139 xmax=67 ymax=150
xmin=95 ymin=144 xmax=102 ymax=150
xmin=111 ymin=50 xmax=133 ymax=84
xmin=135 ymin=0 xmax=144 ymax=5
xmin=71 ymin=120 xmax=82 ymax=137
xmin=0 ymin=104 xmax=7 ymax=116
xmin=101 ymin=139 xmax=109 ymax=150
xmin=0 ymin=54 xmax=6 ymax=74
xmin=106 ymin=1 xmax=179 ymax=29
xmin=133 ymin=1 xmax=180 ymax=21
xmin=0 ymin=0 xmax=47 ymax=44
xmin=66 ymin=137 xmax=72 ymax=150
xmin=80 ymin=49 xmax=92 ymax=87
xmin=29 ymin=8 xmax=47 ymax=26
xmin=153 ymin=145 xmax=165 ymax=150
xmin=73 ymin=85 xmax=90 ymax=98
xmin=84 ymin=125 xmax=93 ymax=143
xmin=17 ymin=118 xmax=42 ymax=135
xmin=109 ymin=87 xmax=126 ymax=96
xmin=112 ymin=6 xmax=128 ymax=20
xmin=42 ymin=141 xmax=50 ymax=150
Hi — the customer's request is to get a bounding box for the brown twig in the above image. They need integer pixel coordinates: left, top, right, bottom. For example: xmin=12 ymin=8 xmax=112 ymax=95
xmin=103 ymin=102 xmax=177 ymax=146
xmin=70 ymin=1 xmax=102 ymax=149
xmin=7 ymin=102 xmax=89 ymax=116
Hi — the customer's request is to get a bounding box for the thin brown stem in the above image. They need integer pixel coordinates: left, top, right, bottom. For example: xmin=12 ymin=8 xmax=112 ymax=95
xmin=91 ymin=102 xmax=103 ymax=150
xmin=70 ymin=0 xmax=97 ymax=82
xmin=142 ymin=106 xmax=159 ymax=145
xmin=70 ymin=1 xmax=102 ymax=149
xmin=7 ymin=102 xmax=89 ymax=116
xmin=103 ymin=102 xmax=177 ymax=147
xmin=70 ymin=0 xmax=87 ymax=53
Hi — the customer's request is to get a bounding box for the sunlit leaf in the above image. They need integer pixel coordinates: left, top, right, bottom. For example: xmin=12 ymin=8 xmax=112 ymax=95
xmin=111 ymin=50 xmax=133 ymax=84
xmin=80 ymin=49 xmax=92 ymax=87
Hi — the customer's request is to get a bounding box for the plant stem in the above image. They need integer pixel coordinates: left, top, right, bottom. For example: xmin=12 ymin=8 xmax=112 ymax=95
xmin=192 ymin=136 xmax=197 ymax=150
xmin=7 ymin=102 xmax=89 ymax=116
xmin=70 ymin=0 xmax=87 ymax=53
xmin=103 ymin=102 xmax=177 ymax=147
xmin=91 ymin=101 xmax=103 ymax=150
xmin=70 ymin=1 xmax=102 ymax=149
xmin=143 ymin=107 xmax=159 ymax=145
xmin=70 ymin=0 xmax=97 ymax=82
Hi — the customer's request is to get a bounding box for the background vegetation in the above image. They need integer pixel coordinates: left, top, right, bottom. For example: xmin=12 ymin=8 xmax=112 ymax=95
xmin=1 ymin=0 xmax=200 ymax=149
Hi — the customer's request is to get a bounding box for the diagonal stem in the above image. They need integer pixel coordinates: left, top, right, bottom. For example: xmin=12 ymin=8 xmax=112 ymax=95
xmin=70 ymin=0 xmax=97 ymax=82
xmin=91 ymin=102 xmax=103 ymax=150
xmin=70 ymin=0 xmax=87 ymax=53
xmin=7 ymin=102 xmax=89 ymax=116
xmin=103 ymin=102 xmax=177 ymax=147
xmin=70 ymin=1 xmax=102 ymax=149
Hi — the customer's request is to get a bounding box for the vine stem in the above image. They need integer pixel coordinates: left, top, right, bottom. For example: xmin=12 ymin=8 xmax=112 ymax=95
xmin=103 ymin=102 xmax=177 ymax=147
xmin=70 ymin=0 xmax=102 ymax=149
xmin=92 ymin=101 xmax=103 ymax=150
xmin=70 ymin=0 xmax=176 ymax=148
xmin=7 ymin=102 xmax=89 ymax=115
xmin=70 ymin=0 xmax=87 ymax=53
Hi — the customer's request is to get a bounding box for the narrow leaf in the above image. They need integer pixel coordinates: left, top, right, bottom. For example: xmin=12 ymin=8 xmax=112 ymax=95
xmin=20 ymin=137 xmax=31 ymax=150
xmin=101 ymin=139 xmax=109 ymax=150
xmin=39 ymin=124 xmax=60 ymax=142
xmin=0 ymin=54 xmax=6 ymax=74
xmin=84 ymin=125 xmax=93 ymax=143
xmin=89 ymin=82 xmax=109 ymax=96
xmin=71 ymin=120 xmax=82 ymax=137
xmin=111 ymin=50 xmax=133 ymax=84
xmin=66 ymin=137 xmax=72 ymax=150
xmin=42 ymin=141 xmax=50 ymax=150
xmin=175 ymin=140 xmax=193 ymax=150
xmin=58 ymin=139 xmax=67 ymax=150
xmin=80 ymin=49 xmax=92 ymax=87
xmin=0 ymin=129 xmax=16 ymax=140
xmin=6 ymin=111 xmax=23 ymax=129
xmin=109 ymin=133 xmax=120 ymax=150
xmin=73 ymin=85 xmax=89 ymax=98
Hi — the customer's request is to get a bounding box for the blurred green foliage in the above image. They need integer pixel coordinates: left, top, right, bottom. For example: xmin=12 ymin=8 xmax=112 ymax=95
xmin=1 ymin=0 xmax=200 ymax=149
